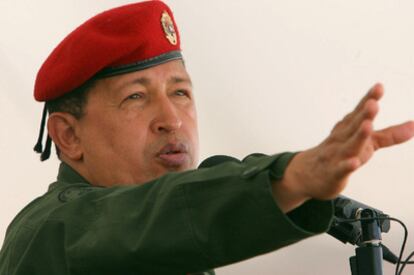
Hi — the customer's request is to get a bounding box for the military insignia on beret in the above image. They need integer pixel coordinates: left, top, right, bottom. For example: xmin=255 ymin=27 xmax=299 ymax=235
xmin=161 ymin=11 xmax=177 ymax=45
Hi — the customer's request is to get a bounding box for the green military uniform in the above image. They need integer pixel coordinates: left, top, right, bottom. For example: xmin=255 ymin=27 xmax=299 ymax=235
xmin=0 ymin=153 xmax=333 ymax=274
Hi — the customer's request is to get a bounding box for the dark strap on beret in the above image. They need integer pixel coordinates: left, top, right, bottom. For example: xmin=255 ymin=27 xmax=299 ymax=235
xmin=34 ymin=103 xmax=51 ymax=161
xmin=95 ymin=50 xmax=183 ymax=78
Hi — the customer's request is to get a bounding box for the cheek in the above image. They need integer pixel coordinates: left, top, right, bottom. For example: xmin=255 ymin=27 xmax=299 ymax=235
xmin=183 ymin=108 xmax=199 ymax=158
xmin=110 ymin=115 xmax=157 ymax=163
xmin=82 ymin=121 xmax=151 ymax=167
xmin=187 ymin=107 xmax=199 ymax=135
xmin=80 ymin=117 xmax=117 ymax=156
xmin=80 ymin=111 xmax=130 ymax=151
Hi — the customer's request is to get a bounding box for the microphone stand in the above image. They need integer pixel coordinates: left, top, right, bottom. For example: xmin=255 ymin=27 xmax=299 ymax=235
xmin=349 ymin=209 xmax=383 ymax=275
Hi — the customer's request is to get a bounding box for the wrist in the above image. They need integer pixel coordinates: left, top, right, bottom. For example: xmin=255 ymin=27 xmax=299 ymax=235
xmin=271 ymin=152 xmax=312 ymax=213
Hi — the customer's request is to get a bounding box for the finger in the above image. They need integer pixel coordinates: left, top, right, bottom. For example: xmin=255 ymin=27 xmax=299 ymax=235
xmin=352 ymin=83 xmax=384 ymax=114
xmin=331 ymin=84 xmax=382 ymax=138
xmin=336 ymin=124 xmax=374 ymax=180
xmin=337 ymin=157 xmax=362 ymax=177
xmin=331 ymin=99 xmax=378 ymax=144
xmin=339 ymin=99 xmax=379 ymax=140
xmin=341 ymin=119 xmax=373 ymax=158
xmin=325 ymin=157 xmax=361 ymax=195
xmin=372 ymin=120 xmax=414 ymax=149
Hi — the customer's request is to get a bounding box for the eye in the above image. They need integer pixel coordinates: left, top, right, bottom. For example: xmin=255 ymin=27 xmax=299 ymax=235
xmin=174 ymin=89 xmax=190 ymax=97
xmin=120 ymin=92 xmax=145 ymax=106
xmin=126 ymin=93 xmax=144 ymax=100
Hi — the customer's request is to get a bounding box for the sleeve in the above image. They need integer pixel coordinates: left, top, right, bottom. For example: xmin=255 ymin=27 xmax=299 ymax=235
xmin=19 ymin=153 xmax=333 ymax=274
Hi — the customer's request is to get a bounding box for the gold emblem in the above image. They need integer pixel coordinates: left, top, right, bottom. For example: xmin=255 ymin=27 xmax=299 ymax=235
xmin=161 ymin=11 xmax=177 ymax=45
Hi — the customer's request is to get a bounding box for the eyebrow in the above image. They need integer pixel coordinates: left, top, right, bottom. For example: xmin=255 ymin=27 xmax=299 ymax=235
xmin=129 ymin=77 xmax=150 ymax=86
xmin=119 ymin=76 xmax=193 ymax=91
xmin=168 ymin=76 xmax=193 ymax=86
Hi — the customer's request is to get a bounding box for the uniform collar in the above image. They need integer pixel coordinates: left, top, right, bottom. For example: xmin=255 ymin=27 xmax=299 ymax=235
xmin=57 ymin=162 xmax=89 ymax=184
xmin=48 ymin=162 xmax=90 ymax=192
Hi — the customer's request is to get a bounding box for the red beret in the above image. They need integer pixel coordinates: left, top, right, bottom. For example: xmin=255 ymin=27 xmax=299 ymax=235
xmin=34 ymin=0 xmax=182 ymax=102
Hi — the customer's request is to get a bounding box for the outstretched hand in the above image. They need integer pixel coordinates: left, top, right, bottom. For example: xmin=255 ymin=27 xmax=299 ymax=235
xmin=273 ymin=83 xmax=414 ymax=212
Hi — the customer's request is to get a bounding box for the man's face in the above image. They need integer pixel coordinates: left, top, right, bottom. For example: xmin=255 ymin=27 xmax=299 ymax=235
xmin=76 ymin=60 xmax=199 ymax=186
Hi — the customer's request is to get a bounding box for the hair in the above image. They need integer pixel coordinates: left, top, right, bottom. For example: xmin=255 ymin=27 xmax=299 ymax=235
xmin=47 ymin=79 xmax=97 ymax=119
xmin=46 ymin=79 xmax=97 ymax=157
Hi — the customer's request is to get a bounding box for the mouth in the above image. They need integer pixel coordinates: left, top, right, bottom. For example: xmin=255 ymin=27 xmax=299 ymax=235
xmin=156 ymin=143 xmax=189 ymax=168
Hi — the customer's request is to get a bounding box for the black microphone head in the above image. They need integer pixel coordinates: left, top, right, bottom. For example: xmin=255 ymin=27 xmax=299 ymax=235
xmin=328 ymin=195 xmax=391 ymax=246
xmin=333 ymin=195 xmax=390 ymax=233
xmin=198 ymin=155 xmax=241 ymax=168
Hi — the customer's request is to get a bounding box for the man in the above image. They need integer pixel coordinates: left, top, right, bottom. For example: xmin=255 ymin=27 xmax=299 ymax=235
xmin=0 ymin=1 xmax=413 ymax=274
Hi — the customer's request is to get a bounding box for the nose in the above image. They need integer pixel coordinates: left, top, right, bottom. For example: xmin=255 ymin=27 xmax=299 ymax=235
xmin=150 ymin=97 xmax=182 ymax=134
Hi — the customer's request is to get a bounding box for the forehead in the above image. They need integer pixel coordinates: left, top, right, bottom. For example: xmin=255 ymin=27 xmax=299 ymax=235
xmin=96 ymin=59 xmax=191 ymax=93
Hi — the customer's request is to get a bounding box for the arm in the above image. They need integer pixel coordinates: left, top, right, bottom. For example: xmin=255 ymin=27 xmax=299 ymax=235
xmin=12 ymin=155 xmax=331 ymax=274
xmin=272 ymin=83 xmax=414 ymax=213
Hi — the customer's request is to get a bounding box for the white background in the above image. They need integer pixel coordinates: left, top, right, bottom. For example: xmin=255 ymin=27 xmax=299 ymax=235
xmin=1 ymin=1 xmax=414 ymax=274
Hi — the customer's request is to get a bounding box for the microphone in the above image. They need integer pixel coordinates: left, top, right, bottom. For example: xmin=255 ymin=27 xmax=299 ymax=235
xmin=328 ymin=195 xmax=390 ymax=245
xmin=328 ymin=196 xmax=403 ymax=265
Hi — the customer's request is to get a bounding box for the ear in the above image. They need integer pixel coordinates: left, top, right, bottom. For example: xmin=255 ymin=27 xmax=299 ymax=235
xmin=47 ymin=113 xmax=83 ymax=161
